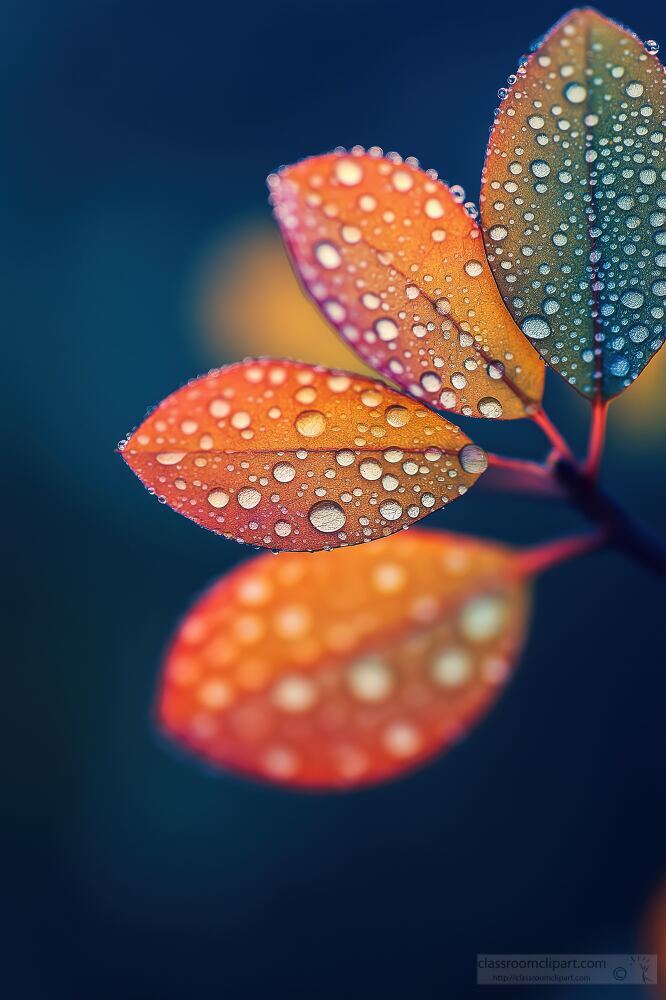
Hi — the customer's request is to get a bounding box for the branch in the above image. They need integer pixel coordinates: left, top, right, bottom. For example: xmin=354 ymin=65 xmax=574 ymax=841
xmin=554 ymin=459 xmax=666 ymax=577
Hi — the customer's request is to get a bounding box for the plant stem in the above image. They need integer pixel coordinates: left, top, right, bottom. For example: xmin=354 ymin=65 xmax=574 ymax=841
xmin=515 ymin=529 xmax=608 ymax=577
xmin=554 ymin=458 xmax=666 ymax=577
xmin=484 ymin=453 xmax=565 ymax=499
xmin=585 ymin=398 xmax=608 ymax=478
xmin=531 ymin=407 xmax=576 ymax=462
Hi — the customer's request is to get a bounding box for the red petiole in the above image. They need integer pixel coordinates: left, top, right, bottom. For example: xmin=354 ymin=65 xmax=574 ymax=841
xmin=482 ymin=401 xmax=666 ymax=578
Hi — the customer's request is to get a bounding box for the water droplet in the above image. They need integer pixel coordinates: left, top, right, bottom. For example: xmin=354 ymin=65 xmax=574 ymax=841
xmin=420 ymin=371 xmax=441 ymax=392
xmin=460 ymin=595 xmax=506 ymax=641
xmin=375 ymin=318 xmax=399 ymax=341
xmin=359 ymin=458 xmax=382 ymax=481
xmin=563 ymin=82 xmax=586 ymax=104
xmin=379 ymin=500 xmax=403 ymax=521
xmin=207 ymin=489 xmax=229 ymax=509
xmin=392 ymin=169 xmax=413 ymax=192
xmin=238 ymin=488 xmax=261 ymax=509
xmin=464 ymin=260 xmax=484 ymax=277
xmin=273 ymin=462 xmax=296 ymax=483
xmin=295 ymin=410 xmax=326 ymax=437
xmin=620 ymin=290 xmax=644 ymax=310
xmin=609 ymin=356 xmax=630 ymax=377
xmin=314 ymin=241 xmax=342 ymax=270
xmin=346 ymin=658 xmax=395 ymax=702
xmin=478 ymin=397 xmax=503 ymax=419
xmin=521 ymin=315 xmax=551 ymax=340
xmin=385 ymin=405 xmax=409 ymax=428
xmin=530 ymin=159 xmax=551 ymax=178
xmin=629 ymin=324 xmax=649 ymax=343
xmin=459 ymin=444 xmax=488 ymax=474
xmin=424 ymin=197 xmax=444 ymax=219
xmin=308 ymin=500 xmax=346 ymax=533
xmin=334 ymin=158 xmax=363 ymax=186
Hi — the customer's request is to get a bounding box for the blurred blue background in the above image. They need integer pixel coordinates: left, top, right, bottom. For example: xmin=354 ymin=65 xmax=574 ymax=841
xmin=6 ymin=0 xmax=666 ymax=996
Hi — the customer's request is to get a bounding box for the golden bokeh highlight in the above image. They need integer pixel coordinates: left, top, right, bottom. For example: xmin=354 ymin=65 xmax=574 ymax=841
xmin=193 ymin=223 xmax=372 ymax=373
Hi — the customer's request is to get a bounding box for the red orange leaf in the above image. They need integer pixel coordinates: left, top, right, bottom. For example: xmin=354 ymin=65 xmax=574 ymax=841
xmin=270 ymin=150 xmax=544 ymax=419
xmin=157 ymin=531 xmax=530 ymax=788
xmin=121 ymin=359 xmax=487 ymax=551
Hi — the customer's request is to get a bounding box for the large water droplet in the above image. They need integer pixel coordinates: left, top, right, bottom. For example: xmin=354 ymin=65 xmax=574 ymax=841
xmin=521 ymin=315 xmax=551 ymax=340
xmin=459 ymin=444 xmax=488 ymax=474
xmin=295 ymin=410 xmax=326 ymax=437
xmin=478 ymin=397 xmax=503 ymax=419
xmin=308 ymin=500 xmax=346 ymax=533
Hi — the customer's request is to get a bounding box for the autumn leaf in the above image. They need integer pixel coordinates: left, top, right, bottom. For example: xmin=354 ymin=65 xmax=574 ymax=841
xmin=270 ymin=151 xmax=544 ymax=419
xmin=481 ymin=8 xmax=666 ymax=401
xmin=121 ymin=359 xmax=488 ymax=551
xmin=157 ymin=530 xmax=531 ymax=788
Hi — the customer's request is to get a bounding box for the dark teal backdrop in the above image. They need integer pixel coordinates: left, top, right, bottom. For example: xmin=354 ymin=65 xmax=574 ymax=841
xmin=6 ymin=1 xmax=666 ymax=997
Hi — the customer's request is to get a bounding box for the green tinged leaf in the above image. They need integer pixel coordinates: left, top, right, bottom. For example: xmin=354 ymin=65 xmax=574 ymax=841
xmin=481 ymin=9 xmax=666 ymax=401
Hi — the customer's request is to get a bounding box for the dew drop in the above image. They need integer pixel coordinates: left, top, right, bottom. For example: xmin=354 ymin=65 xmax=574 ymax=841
xmin=424 ymin=198 xmax=444 ymax=219
xmin=314 ymin=241 xmax=342 ymax=270
xmin=207 ymin=489 xmax=229 ymax=509
xmin=385 ymin=405 xmax=409 ymax=428
xmin=273 ymin=462 xmax=296 ymax=483
xmin=359 ymin=458 xmax=383 ymax=481
xmin=478 ymin=397 xmax=503 ymax=419
xmin=563 ymin=82 xmax=586 ymax=104
xmin=459 ymin=444 xmax=488 ymax=474
xmin=375 ymin=318 xmax=399 ymax=342
xmin=295 ymin=410 xmax=326 ymax=437
xmin=392 ymin=169 xmax=413 ymax=192
xmin=308 ymin=500 xmax=346 ymax=533
xmin=379 ymin=500 xmax=403 ymax=521
xmin=238 ymin=488 xmax=261 ymax=509
xmin=620 ymin=290 xmax=644 ymax=310
xmin=334 ymin=158 xmax=363 ymax=186
xmin=530 ymin=159 xmax=551 ymax=178
xmin=521 ymin=315 xmax=551 ymax=340
xmin=420 ymin=371 xmax=442 ymax=392
xmin=625 ymin=80 xmax=645 ymax=98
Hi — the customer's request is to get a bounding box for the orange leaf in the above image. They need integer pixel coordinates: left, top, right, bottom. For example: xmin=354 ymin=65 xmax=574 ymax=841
xmin=121 ymin=359 xmax=487 ymax=551
xmin=270 ymin=150 xmax=544 ymax=419
xmin=157 ymin=530 xmax=530 ymax=788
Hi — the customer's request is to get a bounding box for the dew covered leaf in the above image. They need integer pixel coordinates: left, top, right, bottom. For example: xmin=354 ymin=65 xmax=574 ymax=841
xmin=121 ymin=359 xmax=487 ymax=551
xmin=270 ymin=151 xmax=544 ymax=419
xmin=157 ymin=530 xmax=530 ymax=789
xmin=481 ymin=9 xmax=666 ymax=401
